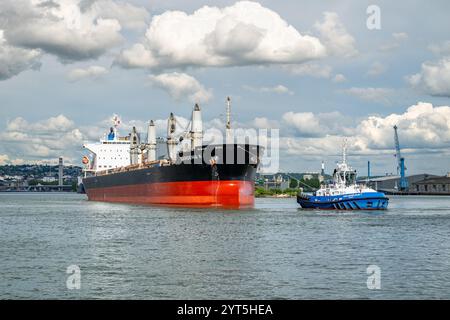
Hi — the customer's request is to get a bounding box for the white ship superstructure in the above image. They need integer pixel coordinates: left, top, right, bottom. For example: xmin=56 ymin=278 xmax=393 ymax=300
xmin=316 ymin=141 xmax=375 ymax=196
xmin=83 ymin=115 xmax=131 ymax=173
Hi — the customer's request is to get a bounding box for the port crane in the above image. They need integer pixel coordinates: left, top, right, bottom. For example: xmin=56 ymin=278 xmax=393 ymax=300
xmin=393 ymin=125 xmax=408 ymax=191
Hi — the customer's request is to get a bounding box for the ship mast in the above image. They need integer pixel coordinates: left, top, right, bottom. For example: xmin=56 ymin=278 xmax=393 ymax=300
xmin=342 ymin=138 xmax=347 ymax=165
xmin=226 ymin=97 xmax=232 ymax=141
xmin=190 ymin=104 xmax=203 ymax=150
xmin=130 ymin=126 xmax=140 ymax=165
xmin=146 ymin=120 xmax=156 ymax=162
xmin=341 ymin=139 xmax=348 ymax=186
xmin=112 ymin=114 xmax=121 ymax=139
xmin=167 ymin=113 xmax=178 ymax=161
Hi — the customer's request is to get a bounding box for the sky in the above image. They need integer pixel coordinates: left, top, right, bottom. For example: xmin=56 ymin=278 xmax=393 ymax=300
xmin=1 ymin=0 xmax=450 ymax=176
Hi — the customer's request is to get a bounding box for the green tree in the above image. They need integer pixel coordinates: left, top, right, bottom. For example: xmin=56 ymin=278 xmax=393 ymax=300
xmin=289 ymin=179 xmax=298 ymax=189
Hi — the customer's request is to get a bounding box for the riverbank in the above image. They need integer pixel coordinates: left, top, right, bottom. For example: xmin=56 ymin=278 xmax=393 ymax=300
xmin=255 ymin=187 xmax=302 ymax=198
xmin=255 ymin=194 xmax=296 ymax=198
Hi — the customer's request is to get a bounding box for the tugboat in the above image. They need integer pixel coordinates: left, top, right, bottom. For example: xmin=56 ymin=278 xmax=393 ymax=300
xmin=297 ymin=141 xmax=388 ymax=210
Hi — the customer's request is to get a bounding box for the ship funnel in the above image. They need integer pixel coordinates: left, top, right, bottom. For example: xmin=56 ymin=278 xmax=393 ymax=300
xmin=146 ymin=120 xmax=156 ymax=161
xmin=167 ymin=113 xmax=178 ymax=161
xmin=191 ymin=103 xmax=203 ymax=150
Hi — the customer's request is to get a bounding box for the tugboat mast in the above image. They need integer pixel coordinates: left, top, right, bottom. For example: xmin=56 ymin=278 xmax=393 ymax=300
xmin=342 ymin=138 xmax=348 ymax=165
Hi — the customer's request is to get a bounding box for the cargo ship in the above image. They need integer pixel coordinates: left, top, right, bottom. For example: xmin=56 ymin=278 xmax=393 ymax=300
xmin=82 ymin=98 xmax=263 ymax=208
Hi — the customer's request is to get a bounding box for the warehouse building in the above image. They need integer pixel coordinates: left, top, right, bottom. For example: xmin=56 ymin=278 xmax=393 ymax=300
xmin=412 ymin=175 xmax=450 ymax=194
xmin=364 ymin=174 xmax=436 ymax=192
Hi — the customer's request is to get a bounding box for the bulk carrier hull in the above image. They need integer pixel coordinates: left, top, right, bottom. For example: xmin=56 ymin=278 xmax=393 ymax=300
xmin=83 ymin=144 xmax=261 ymax=208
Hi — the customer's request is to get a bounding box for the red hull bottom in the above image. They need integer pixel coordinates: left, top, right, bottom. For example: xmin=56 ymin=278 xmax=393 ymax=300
xmin=85 ymin=180 xmax=255 ymax=208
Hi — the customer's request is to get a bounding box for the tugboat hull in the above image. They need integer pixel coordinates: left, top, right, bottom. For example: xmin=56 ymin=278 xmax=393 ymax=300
xmin=297 ymin=192 xmax=389 ymax=210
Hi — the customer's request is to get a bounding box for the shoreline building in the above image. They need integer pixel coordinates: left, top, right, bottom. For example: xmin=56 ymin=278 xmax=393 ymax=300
xmin=363 ymin=174 xmax=436 ymax=192
xmin=412 ymin=174 xmax=450 ymax=195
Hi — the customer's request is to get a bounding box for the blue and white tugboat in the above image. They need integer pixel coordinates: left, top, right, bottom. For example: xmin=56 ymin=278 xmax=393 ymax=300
xmin=297 ymin=142 xmax=389 ymax=210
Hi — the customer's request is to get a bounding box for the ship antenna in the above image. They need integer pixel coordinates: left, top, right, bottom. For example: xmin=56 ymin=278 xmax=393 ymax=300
xmin=226 ymin=97 xmax=232 ymax=140
xmin=113 ymin=114 xmax=121 ymax=129
xmin=342 ymin=138 xmax=347 ymax=164
xmin=113 ymin=114 xmax=121 ymax=133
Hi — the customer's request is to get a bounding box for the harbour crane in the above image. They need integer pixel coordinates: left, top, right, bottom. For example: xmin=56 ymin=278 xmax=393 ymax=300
xmin=393 ymin=125 xmax=408 ymax=191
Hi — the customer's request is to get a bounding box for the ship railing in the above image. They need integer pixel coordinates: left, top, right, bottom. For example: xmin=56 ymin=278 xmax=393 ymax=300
xmin=297 ymin=192 xmax=311 ymax=200
xmin=93 ymin=160 xmax=170 ymax=176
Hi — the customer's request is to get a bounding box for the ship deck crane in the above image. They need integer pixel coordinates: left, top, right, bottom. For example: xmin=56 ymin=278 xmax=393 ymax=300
xmin=393 ymin=125 xmax=408 ymax=191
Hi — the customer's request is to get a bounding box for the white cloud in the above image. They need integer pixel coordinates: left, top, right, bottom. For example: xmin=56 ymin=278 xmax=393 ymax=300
xmin=340 ymin=87 xmax=394 ymax=104
xmin=0 ymin=114 xmax=83 ymax=162
xmin=0 ymin=0 xmax=149 ymax=62
xmin=367 ymin=61 xmax=387 ymax=76
xmin=314 ymin=12 xmax=358 ymax=58
xmin=380 ymin=32 xmax=408 ymax=51
xmin=282 ymin=112 xmax=324 ymax=137
xmin=280 ymin=135 xmax=346 ymax=157
xmin=280 ymin=102 xmax=450 ymax=159
xmin=243 ymin=84 xmax=293 ymax=95
xmin=67 ymin=65 xmax=108 ymax=82
xmin=356 ymin=102 xmax=450 ymax=150
xmin=281 ymin=111 xmax=354 ymax=138
xmin=271 ymin=102 xmax=450 ymax=175
xmin=0 ymin=30 xmax=42 ymax=80
xmin=262 ymin=85 xmax=293 ymax=95
xmin=81 ymin=0 xmax=150 ymax=31
xmin=251 ymin=117 xmax=279 ymax=129
xmin=393 ymin=32 xmax=408 ymax=41
xmin=407 ymin=57 xmax=450 ymax=97
xmin=6 ymin=114 xmax=75 ymax=133
xmin=0 ymin=154 xmax=9 ymax=165
xmin=428 ymin=41 xmax=450 ymax=56
xmin=115 ymin=1 xmax=326 ymax=69
xmin=287 ymin=63 xmax=332 ymax=78
xmin=332 ymin=73 xmax=346 ymax=83
xmin=148 ymin=72 xmax=213 ymax=103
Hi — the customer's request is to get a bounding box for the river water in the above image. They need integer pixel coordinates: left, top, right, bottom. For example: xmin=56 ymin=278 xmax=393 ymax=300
xmin=1 ymin=193 xmax=450 ymax=299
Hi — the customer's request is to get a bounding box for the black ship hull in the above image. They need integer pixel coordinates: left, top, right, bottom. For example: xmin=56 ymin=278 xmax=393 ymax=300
xmin=83 ymin=144 xmax=261 ymax=208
